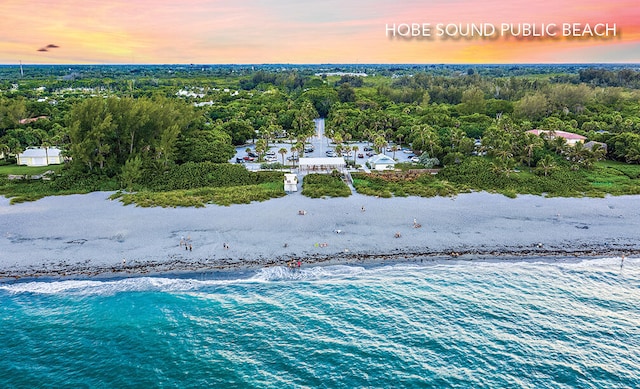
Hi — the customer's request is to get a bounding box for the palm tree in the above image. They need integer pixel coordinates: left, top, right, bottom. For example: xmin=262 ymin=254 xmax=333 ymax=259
xmin=352 ymin=145 xmax=359 ymax=163
xmin=14 ymin=146 xmax=24 ymax=165
xmin=396 ymin=133 xmax=404 ymax=149
xmin=537 ymin=155 xmax=556 ymax=176
xmin=551 ymin=136 xmax=567 ymax=154
xmin=589 ymin=143 xmax=606 ymax=162
xmin=568 ymin=141 xmax=589 ymax=169
xmin=391 ymin=145 xmax=399 ymax=159
xmin=332 ymin=133 xmax=344 ymax=156
xmin=374 ymin=136 xmax=387 ymax=154
xmin=255 ymin=139 xmax=267 ymax=162
xmin=292 ymin=142 xmax=303 ymax=167
xmin=521 ymin=133 xmax=543 ymax=168
xmin=41 ymin=140 xmax=51 ymax=165
xmin=278 ymin=147 xmax=287 ymax=165
xmin=0 ymin=143 xmax=9 ymax=160
xmin=494 ymin=140 xmax=514 ymax=161
xmin=449 ymin=128 xmax=466 ymax=151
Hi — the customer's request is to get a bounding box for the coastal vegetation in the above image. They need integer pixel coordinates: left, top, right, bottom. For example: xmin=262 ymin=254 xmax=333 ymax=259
xmin=352 ymin=171 xmax=459 ymax=198
xmin=301 ymin=172 xmax=351 ymax=198
xmin=2 ymin=64 xmax=640 ymax=205
xmin=353 ymin=160 xmax=640 ymax=198
xmin=110 ymin=181 xmax=285 ymax=207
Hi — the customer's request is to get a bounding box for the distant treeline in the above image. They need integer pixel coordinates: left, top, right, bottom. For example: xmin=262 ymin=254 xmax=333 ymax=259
xmin=2 ymin=64 xmax=640 ymax=198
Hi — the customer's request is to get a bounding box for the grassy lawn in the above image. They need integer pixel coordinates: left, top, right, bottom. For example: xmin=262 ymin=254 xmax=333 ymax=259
xmin=0 ymin=164 xmax=64 ymax=176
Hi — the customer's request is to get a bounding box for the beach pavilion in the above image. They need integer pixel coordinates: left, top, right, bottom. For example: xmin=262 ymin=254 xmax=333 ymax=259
xmin=298 ymin=157 xmax=346 ymax=173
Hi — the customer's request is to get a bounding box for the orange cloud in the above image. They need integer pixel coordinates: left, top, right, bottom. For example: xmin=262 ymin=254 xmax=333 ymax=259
xmin=0 ymin=0 xmax=637 ymax=64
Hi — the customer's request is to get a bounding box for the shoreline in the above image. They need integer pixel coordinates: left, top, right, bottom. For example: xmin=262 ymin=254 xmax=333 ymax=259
xmin=1 ymin=243 xmax=635 ymax=282
xmin=2 ymin=191 xmax=639 ymax=282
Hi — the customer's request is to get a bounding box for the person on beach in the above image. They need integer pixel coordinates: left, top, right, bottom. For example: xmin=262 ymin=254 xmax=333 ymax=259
xmin=361 ymin=206 xmax=365 ymax=212
xmin=189 ymin=244 xmax=192 ymax=252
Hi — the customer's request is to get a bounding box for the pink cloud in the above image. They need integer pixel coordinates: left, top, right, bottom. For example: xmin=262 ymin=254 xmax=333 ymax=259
xmin=0 ymin=0 xmax=637 ymax=64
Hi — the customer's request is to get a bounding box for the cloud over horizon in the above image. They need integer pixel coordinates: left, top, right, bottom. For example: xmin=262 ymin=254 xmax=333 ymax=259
xmin=1 ymin=0 xmax=638 ymax=64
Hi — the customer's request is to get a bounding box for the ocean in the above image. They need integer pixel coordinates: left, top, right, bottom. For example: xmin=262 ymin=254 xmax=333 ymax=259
xmin=1 ymin=257 xmax=638 ymax=388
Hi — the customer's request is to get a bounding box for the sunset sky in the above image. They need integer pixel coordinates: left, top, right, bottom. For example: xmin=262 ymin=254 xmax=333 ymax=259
xmin=1 ymin=0 xmax=638 ymax=64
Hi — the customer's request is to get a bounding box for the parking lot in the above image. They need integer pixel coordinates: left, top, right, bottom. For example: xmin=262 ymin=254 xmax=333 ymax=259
xmin=229 ymin=119 xmax=416 ymax=167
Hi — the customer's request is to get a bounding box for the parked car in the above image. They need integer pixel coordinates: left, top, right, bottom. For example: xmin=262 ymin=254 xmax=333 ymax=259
xmin=235 ymin=157 xmax=244 ymax=163
xmin=247 ymin=152 xmax=258 ymax=158
xmin=304 ymin=147 xmax=314 ymax=153
xmin=287 ymin=155 xmax=299 ymax=161
xmin=326 ymin=150 xmax=337 ymax=157
xmin=363 ymin=146 xmax=373 ymax=151
xmin=402 ymin=149 xmax=413 ymax=154
xmin=411 ymin=156 xmax=421 ymax=163
xmin=366 ymin=151 xmax=374 ymax=157
xmin=358 ymin=153 xmax=364 ymax=158
xmin=266 ymin=151 xmax=276 ymax=157
xmin=243 ymin=156 xmax=255 ymax=161
xmin=265 ymin=156 xmax=277 ymax=162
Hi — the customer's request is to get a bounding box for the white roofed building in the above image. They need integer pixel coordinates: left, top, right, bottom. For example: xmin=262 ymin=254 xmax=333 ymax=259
xmin=526 ymin=129 xmax=587 ymax=146
xmin=17 ymin=147 xmax=63 ymax=166
xmin=367 ymin=154 xmax=396 ymax=171
xmin=298 ymin=157 xmax=346 ymax=173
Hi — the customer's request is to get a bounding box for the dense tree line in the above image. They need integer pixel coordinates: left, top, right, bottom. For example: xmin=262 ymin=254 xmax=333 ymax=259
xmin=67 ymin=96 xmax=235 ymax=177
xmin=2 ymin=64 xmax=640 ymax=196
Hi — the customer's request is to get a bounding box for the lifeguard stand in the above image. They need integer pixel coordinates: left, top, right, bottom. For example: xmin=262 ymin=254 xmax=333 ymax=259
xmin=284 ymin=173 xmax=298 ymax=192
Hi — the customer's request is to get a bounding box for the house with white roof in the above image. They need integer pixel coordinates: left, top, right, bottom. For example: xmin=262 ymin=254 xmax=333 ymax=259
xmin=526 ymin=129 xmax=587 ymax=146
xmin=367 ymin=154 xmax=396 ymax=171
xmin=17 ymin=147 xmax=63 ymax=166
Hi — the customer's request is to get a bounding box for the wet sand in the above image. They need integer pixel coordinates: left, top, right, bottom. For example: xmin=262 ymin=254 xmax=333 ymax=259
xmin=1 ymin=191 xmax=639 ymax=280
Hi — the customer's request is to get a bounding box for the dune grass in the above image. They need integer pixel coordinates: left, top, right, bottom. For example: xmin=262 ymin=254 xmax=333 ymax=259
xmin=301 ymin=173 xmax=351 ymax=198
xmin=352 ymin=159 xmax=640 ymax=199
xmin=111 ymin=181 xmax=286 ymax=207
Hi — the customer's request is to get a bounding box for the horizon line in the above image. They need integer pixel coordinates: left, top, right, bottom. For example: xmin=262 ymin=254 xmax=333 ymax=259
xmin=2 ymin=62 xmax=640 ymax=67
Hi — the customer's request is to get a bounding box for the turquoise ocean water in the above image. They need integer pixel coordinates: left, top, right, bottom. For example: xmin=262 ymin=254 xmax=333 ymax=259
xmin=1 ymin=257 xmax=639 ymax=388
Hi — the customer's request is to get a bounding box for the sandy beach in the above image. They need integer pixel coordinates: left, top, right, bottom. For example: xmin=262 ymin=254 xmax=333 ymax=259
xmin=1 ymin=190 xmax=639 ymax=280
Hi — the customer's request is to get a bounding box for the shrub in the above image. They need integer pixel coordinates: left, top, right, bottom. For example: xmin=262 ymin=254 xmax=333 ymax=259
xmin=301 ymin=173 xmax=351 ymax=198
